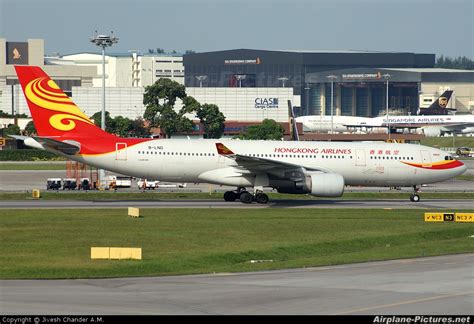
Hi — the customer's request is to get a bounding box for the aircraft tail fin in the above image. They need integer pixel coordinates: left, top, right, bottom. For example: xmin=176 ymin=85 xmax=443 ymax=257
xmin=14 ymin=65 xmax=110 ymax=138
xmin=418 ymin=90 xmax=455 ymax=115
xmin=288 ymin=100 xmax=300 ymax=141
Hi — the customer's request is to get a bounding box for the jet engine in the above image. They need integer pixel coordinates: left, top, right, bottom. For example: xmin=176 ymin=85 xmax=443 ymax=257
xmin=422 ymin=126 xmax=442 ymax=137
xmin=275 ymin=172 xmax=345 ymax=197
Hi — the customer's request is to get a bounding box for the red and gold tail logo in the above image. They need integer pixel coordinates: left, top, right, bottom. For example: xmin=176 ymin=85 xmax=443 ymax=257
xmin=25 ymin=77 xmax=93 ymax=131
xmin=216 ymin=143 xmax=234 ymax=155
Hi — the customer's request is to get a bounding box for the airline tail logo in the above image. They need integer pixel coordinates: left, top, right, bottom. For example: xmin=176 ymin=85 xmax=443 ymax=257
xmin=216 ymin=143 xmax=234 ymax=155
xmin=438 ymin=97 xmax=448 ymax=108
xmin=13 ymin=48 xmax=21 ymax=60
xmin=25 ymin=77 xmax=93 ymax=131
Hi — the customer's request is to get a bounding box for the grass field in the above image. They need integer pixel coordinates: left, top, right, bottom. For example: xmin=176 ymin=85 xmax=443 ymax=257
xmin=1 ymin=208 xmax=473 ymax=279
xmin=0 ymin=163 xmax=66 ymax=170
xmin=420 ymin=137 xmax=474 ymax=148
xmin=1 ymin=191 xmax=474 ymax=201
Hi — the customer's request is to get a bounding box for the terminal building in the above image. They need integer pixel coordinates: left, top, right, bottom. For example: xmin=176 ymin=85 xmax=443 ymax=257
xmin=184 ymin=49 xmax=474 ymax=116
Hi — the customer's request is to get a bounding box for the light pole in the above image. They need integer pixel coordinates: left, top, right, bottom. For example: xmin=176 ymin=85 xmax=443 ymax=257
xmin=235 ymin=74 xmax=246 ymax=88
xmin=383 ymin=73 xmax=391 ymax=140
xmin=278 ymin=77 xmax=288 ymax=88
xmin=90 ymin=31 xmax=118 ymax=130
xmin=90 ymin=31 xmax=118 ymax=188
xmin=196 ymin=75 xmax=207 ymax=88
xmin=304 ymin=84 xmax=310 ymax=116
xmin=327 ymin=75 xmax=337 ymax=134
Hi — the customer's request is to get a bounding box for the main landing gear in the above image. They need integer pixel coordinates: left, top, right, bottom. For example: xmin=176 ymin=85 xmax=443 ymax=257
xmin=223 ymin=187 xmax=269 ymax=204
xmin=410 ymin=185 xmax=421 ymax=202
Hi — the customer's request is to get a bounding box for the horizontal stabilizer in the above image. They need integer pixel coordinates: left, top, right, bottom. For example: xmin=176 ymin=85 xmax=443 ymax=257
xmin=34 ymin=136 xmax=80 ymax=155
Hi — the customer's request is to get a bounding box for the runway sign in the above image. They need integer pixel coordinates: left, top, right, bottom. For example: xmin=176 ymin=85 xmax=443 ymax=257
xmin=424 ymin=212 xmax=473 ymax=222
xmin=455 ymin=213 xmax=474 ymax=222
xmin=424 ymin=213 xmax=444 ymax=222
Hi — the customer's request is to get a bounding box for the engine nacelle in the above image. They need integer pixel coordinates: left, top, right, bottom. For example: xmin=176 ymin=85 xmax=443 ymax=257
xmin=275 ymin=173 xmax=344 ymax=197
xmin=307 ymin=173 xmax=345 ymax=197
xmin=422 ymin=126 xmax=442 ymax=137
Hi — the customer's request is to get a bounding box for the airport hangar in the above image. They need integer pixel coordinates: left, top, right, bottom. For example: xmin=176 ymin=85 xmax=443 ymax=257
xmin=1 ymin=41 xmax=474 ymax=138
xmin=183 ymin=49 xmax=474 ymax=119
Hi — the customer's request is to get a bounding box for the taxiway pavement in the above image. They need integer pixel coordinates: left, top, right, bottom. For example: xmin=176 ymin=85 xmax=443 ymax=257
xmin=1 ymin=198 xmax=473 ymax=209
xmin=1 ymin=254 xmax=472 ymax=315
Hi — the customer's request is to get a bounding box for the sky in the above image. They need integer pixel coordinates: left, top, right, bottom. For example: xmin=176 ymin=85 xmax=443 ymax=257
xmin=0 ymin=0 xmax=472 ymax=58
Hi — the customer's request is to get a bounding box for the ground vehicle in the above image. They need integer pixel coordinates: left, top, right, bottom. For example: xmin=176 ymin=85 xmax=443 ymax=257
xmin=137 ymin=179 xmax=158 ymax=190
xmin=115 ymin=176 xmax=132 ymax=188
xmin=456 ymin=147 xmax=472 ymax=157
xmin=78 ymin=178 xmax=91 ymax=190
xmin=62 ymin=178 xmax=77 ymax=190
xmin=46 ymin=178 xmax=62 ymax=190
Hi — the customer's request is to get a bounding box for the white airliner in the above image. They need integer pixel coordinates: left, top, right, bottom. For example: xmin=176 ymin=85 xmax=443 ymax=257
xmin=296 ymin=90 xmax=474 ymax=136
xmin=297 ymin=114 xmax=474 ymax=136
xmin=12 ymin=66 xmax=467 ymax=203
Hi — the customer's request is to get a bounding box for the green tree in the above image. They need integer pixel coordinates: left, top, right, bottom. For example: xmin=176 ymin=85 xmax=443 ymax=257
xmin=240 ymin=119 xmax=284 ymax=140
xmin=435 ymin=55 xmax=473 ymax=70
xmin=143 ymin=79 xmax=196 ymax=138
xmin=196 ymin=104 xmax=226 ymax=138
xmin=91 ymin=111 xmax=115 ymax=133
xmin=130 ymin=117 xmax=149 ymax=137
xmin=3 ymin=124 xmax=21 ymax=136
xmin=24 ymin=121 xmax=37 ymax=135
xmin=112 ymin=116 xmax=132 ymax=137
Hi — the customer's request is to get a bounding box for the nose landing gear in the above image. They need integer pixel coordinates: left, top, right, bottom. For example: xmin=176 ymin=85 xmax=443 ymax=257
xmin=410 ymin=185 xmax=421 ymax=202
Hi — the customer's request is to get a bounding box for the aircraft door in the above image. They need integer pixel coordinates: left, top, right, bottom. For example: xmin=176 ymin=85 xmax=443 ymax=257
xmin=116 ymin=143 xmax=127 ymax=160
xmin=355 ymin=149 xmax=366 ymax=166
xmin=421 ymin=150 xmax=431 ymax=167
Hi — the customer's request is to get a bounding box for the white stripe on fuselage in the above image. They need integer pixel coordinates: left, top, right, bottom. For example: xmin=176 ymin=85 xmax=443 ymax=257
xmin=71 ymin=139 xmax=463 ymax=188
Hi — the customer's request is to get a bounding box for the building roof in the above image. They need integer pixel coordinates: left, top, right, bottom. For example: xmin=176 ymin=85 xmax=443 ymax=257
xmin=384 ymin=68 xmax=474 ymax=73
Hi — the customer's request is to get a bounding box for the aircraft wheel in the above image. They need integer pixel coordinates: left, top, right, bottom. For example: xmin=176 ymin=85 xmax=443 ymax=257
xmin=255 ymin=193 xmax=269 ymax=204
xmin=410 ymin=194 xmax=420 ymax=202
xmin=224 ymin=191 xmax=237 ymax=202
xmin=239 ymin=192 xmax=253 ymax=204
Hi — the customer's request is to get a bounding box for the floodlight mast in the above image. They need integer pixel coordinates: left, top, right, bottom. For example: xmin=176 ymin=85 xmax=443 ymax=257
xmin=234 ymin=74 xmax=246 ymax=88
xmin=90 ymin=31 xmax=119 ymax=131
xmin=90 ymin=31 xmax=118 ymax=189
xmin=196 ymin=75 xmax=207 ymax=88
xmin=278 ymin=77 xmax=289 ymax=88
xmin=326 ymin=75 xmax=338 ymax=134
xmin=383 ymin=73 xmax=391 ymax=141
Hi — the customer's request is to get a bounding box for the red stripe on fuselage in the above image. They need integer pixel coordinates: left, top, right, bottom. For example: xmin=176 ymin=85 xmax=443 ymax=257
xmin=401 ymin=160 xmax=464 ymax=170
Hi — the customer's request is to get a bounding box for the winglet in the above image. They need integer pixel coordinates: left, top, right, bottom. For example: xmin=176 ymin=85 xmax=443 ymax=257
xmin=216 ymin=143 xmax=234 ymax=155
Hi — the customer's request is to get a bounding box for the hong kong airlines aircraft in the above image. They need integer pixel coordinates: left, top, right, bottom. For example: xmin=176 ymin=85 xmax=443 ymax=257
xmin=13 ymin=66 xmax=467 ymax=203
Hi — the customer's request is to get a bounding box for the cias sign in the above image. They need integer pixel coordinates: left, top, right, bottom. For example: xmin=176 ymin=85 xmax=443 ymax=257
xmin=255 ymin=97 xmax=279 ymax=109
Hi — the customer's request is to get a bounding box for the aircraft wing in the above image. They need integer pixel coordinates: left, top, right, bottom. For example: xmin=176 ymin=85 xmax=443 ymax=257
xmin=439 ymin=123 xmax=474 ymax=131
xmin=215 ymin=143 xmax=331 ymax=176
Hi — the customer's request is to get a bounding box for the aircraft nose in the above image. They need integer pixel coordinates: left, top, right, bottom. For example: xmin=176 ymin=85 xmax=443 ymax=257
xmin=455 ymin=160 xmax=467 ymax=176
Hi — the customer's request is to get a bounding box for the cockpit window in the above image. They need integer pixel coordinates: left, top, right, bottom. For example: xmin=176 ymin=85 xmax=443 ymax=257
xmin=445 ymin=156 xmax=454 ymax=160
